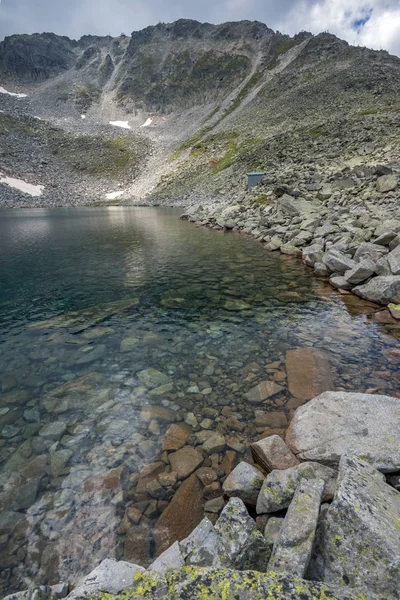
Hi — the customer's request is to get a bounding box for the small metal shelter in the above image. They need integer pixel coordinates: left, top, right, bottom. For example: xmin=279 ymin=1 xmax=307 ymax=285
xmin=247 ymin=172 xmax=266 ymax=191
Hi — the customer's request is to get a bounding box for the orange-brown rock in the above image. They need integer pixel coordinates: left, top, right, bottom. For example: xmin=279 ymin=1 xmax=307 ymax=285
xmin=162 ymin=422 xmax=192 ymax=451
xmin=154 ymin=473 xmax=204 ymax=555
xmin=255 ymin=411 xmax=288 ymax=429
xmin=221 ymin=450 xmax=237 ymax=475
xmin=286 ymin=348 xmax=333 ymax=401
xmin=136 ymin=462 xmax=165 ymax=494
xmin=124 ymin=524 xmax=152 ymax=566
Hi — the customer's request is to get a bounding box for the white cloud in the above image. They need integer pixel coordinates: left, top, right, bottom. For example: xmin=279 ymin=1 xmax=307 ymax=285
xmin=281 ymin=0 xmax=400 ymax=55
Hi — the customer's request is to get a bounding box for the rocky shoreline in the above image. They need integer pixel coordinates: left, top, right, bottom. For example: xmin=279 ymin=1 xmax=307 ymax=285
xmin=180 ymin=162 xmax=400 ymax=310
xmin=6 ymin=390 xmax=400 ymax=599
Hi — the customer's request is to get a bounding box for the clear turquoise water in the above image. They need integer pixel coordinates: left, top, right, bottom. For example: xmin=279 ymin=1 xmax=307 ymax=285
xmin=0 ymin=207 xmax=398 ymax=593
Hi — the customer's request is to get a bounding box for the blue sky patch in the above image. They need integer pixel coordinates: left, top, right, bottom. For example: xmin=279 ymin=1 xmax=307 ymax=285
xmin=352 ymin=7 xmax=373 ymax=31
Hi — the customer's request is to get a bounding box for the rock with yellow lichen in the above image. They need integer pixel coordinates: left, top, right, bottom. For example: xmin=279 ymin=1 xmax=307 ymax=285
xmin=268 ymin=478 xmax=324 ymax=577
xmin=307 ymin=455 xmax=400 ymax=598
xmin=89 ymin=567 xmax=384 ymax=599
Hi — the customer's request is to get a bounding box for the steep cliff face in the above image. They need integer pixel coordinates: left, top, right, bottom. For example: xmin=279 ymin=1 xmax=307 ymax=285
xmin=0 ymin=32 xmax=78 ymax=81
xmin=0 ymin=20 xmax=297 ymax=112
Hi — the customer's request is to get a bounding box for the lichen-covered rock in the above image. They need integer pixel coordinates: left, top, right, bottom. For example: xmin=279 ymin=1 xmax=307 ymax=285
xmin=119 ymin=566 xmax=385 ymax=599
xmin=222 ymin=462 xmax=264 ymax=506
xmin=251 ymin=435 xmax=299 ymax=472
xmin=308 ymin=455 xmax=400 ymax=598
xmin=256 ymin=461 xmax=337 ymax=514
xmin=148 ymin=542 xmax=184 ymax=574
xmin=322 ymin=250 xmax=356 ymax=274
xmin=215 ymin=498 xmax=271 ymax=572
xmin=353 ymin=275 xmax=400 ymax=305
xmin=285 ymin=391 xmax=400 ymax=472
xmin=263 ymin=517 xmax=284 ymax=550
xmin=180 ymin=518 xmax=225 ymax=567
xmin=66 ymin=558 xmax=144 ymax=597
xmin=269 ymin=478 xmax=324 ymax=577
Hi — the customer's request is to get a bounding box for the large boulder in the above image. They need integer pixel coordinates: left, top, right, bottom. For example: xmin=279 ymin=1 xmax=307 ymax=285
xmin=222 ymin=462 xmax=264 ymax=506
xmin=285 ymin=392 xmax=400 ymax=472
xmin=322 ymin=250 xmax=356 ymax=274
xmin=344 ymin=259 xmax=375 ymax=284
xmin=180 ymin=517 xmax=225 ymax=568
xmin=387 ymin=244 xmax=400 ymax=275
xmin=376 ymin=174 xmax=398 ymax=193
xmin=308 ymin=455 xmax=400 ymax=598
xmin=256 ymin=462 xmax=337 ymax=514
xmin=269 ymin=479 xmax=324 ymax=577
xmin=214 ymin=498 xmax=271 ymax=572
xmin=125 ymin=566 xmax=385 ymax=599
xmin=66 ymin=559 xmax=144 ymax=597
xmin=353 ymin=242 xmax=388 ymax=263
xmin=353 ymin=275 xmax=400 ymax=304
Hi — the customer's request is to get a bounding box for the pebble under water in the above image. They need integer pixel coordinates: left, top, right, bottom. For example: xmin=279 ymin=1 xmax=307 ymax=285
xmin=0 ymin=206 xmax=399 ymax=595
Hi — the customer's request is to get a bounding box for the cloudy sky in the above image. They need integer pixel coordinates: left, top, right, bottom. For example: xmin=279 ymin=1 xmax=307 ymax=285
xmin=0 ymin=0 xmax=399 ymax=56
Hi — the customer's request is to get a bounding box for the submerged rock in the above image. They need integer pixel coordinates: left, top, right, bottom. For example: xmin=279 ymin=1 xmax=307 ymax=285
xmin=29 ymin=298 xmax=139 ymax=333
xmin=154 ymin=473 xmax=204 ymax=556
xmin=244 ymin=381 xmax=284 ymax=404
xmin=286 ymin=348 xmax=333 ymax=401
xmin=169 ymin=446 xmax=203 ymax=479
xmin=137 ymin=369 xmax=170 ymax=389
xmin=308 ymin=455 xmax=400 ymax=598
xmin=285 ymin=391 xmax=400 ymax=472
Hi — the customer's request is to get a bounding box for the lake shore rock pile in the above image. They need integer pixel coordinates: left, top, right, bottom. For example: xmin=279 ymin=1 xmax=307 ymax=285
xmin=181 ymin=161 xmax=400 ymax=307
xmin=6 ymin=391 xmax=400 ymax=600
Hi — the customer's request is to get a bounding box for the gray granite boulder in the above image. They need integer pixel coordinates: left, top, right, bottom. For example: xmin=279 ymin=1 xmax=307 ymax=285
xmin=353 ymin=242 xmax=388 ymax=262
xmin=376 ymin=174 xmax=398 ymax=192
xmin=308 ymin=455 xmax=400 ymax=598
xmin=269 ymin=479 xmax=324 ymax=577
xmin=125 ymin=566 xmax=384 ymax=599
xmin=353 ymin=275 xmax=400 ymax=304
xmin=215 ymin=498 xmax=271 ymax=572
xmin=322 ymin=250 xmax=356 ymax=274
xmin=344 ymin=259 xmax=375 ymax=284
xmin=286 ymin=391 xmax=400 ymax=472
xmin=66 ymin=559 xmax=144 ymax=597
xmin=387 ymin=244 xmax=400 ymax=275
xmin=180 ymin=517 xmax=225 ymax=568
xmin=256 ymin=462 xmax=337 ymax=514
xmin=222 ymin=462 xmax=265 ymax=506
xmin=148 ymin=541 xmax=185 ymax=574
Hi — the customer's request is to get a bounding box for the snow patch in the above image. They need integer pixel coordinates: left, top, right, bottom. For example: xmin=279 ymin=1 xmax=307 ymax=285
xmin=0 ymin=173 xmax=44 ymax=197
xmin=140 ymin=118 xmax=153 ymax=128
xmin=105 ymin=191 xmax=124 ymax=200
xmin=0 ymin=86 xmax=27 ymax=98
xmin=109 ymin=120 xmax=131 ymax=130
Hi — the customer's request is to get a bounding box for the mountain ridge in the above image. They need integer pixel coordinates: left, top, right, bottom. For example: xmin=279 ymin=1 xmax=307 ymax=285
xmin=0 ymin=19 xmax=399 ymax=207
